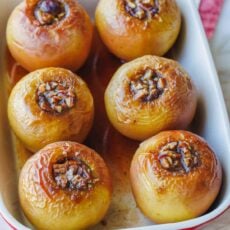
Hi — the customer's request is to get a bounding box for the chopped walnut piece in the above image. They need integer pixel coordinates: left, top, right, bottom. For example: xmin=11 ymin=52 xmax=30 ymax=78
xmin=55 ymin=174 xmax=68 ymax=188
xmin=158 ymin=141 xmax=200 ymax=173
xmin=157 ymin=78 xmax=166 ymax=89
xmin=130 ymin=68 xmax=166 ymax=102
xmin=53 ymin=162 xmax=67 ymax=174
xmin=53 ymin=157 xmax=98 ymax=191
xmin=124 ymin=0 xmax=159 ymax=20
xmin=161 ymin=142 xmax=177 ymax=151
xmin=36 ymin=80 xmax=76 ymax=114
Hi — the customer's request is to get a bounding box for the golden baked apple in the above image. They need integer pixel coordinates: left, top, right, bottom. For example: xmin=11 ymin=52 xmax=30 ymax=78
xmin=6 ymin=0 xmax=93 ymax=71
xmin=104 ymin=55 xmax=197 ymax=141
xmin=8 ymin=67 xmax=94 ymax=152
xmin=19 ymin=141 xmax=112 ymax=230
xmin=130 ymin=130 xmax=222 ymax=223
xmin=95 ymin=0 xmax=181 ymax=60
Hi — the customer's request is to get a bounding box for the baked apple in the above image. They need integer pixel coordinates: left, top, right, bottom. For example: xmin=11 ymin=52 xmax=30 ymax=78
xmin=130 ymin=130 xmax=222 ymax=223
xmin=19 ymin=141 xmax=112 ymax=230
xmin=6 ymin=0 xmax=93 ymax=71
xmin=8 ymin=67 xmax=94 ymax=152
xmin=104 ymin=55 xmax=197 ymax=141
xmin=95 ymin=0 xmax=181 ymax=60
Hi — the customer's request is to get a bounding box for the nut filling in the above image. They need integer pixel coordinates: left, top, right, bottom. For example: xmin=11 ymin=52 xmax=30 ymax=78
xmin=53 ymin=158 xmax=98 ymax=191
xmin=36 ymin=80 xmax=76 ymax=113
xmin=130 ymin=68 xmax=166 ymax=102
xmin=124 ymin=0 xmax=159 ymax=20
xmin=158 ymin=141 xmax=200 ymax=173
xmin=34 ymin=0 xmax=66 ymax=25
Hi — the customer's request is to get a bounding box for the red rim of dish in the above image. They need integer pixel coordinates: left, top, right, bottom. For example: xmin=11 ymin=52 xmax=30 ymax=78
xmin=0 ymin=206 xmax=229 ymax=230
xmin=0 ymin=212 xmax=17 ymax=230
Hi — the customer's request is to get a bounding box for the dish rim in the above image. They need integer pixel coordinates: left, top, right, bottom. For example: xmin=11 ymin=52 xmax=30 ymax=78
xmin=0 ymin=0 xmax=230 ymax=229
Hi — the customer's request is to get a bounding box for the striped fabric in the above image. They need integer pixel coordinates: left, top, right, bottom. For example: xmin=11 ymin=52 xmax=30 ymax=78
xmin=199 ymin=0 xmax=224 ymax=39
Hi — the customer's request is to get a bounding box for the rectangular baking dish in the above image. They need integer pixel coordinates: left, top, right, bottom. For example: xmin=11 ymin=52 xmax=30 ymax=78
xmin=0 ymin=0 xmax=230 ymax=229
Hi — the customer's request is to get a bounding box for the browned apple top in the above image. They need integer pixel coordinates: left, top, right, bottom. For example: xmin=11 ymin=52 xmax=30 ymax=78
xmin=124 ymin=0 xmax=159 ymax=20
xmin=36 ymin=80 xmax=76 ymax=114
xmin=34 ymin=0 xmax=66 ymax=25
xmin=129 ymin=68 xmax=166 ymax=102
xmin=158 ymin=141 xmax=200 ymax=173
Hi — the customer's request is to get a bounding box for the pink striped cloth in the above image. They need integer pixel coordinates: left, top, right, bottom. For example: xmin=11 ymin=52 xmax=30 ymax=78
xmin=199 ymin=0 xmax=224 ymax=39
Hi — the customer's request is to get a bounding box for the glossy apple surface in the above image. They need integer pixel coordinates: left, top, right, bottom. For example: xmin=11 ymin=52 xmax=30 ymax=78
xmin=19 ymin=141 xmax=112 ymax=230
xmin=8 ymin=67 xmax=94 ymax=152
xmin=130 ymin=130 xmax=222 ymax=223
xmin=95 ymin=0 xmax=181 ymax=60
xmin=6 ymin=0 xmax=93 ymax=71
xmin=104 ymin=55 xmax=197 ymax=141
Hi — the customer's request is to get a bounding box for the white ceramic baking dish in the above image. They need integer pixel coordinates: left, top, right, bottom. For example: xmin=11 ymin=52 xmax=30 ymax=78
xmin=0 ymin=0 xmax=230 ymax=229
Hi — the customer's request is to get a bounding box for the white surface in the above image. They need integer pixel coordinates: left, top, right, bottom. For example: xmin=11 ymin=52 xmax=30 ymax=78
xmin=0 ymin=217 xmax=10 ymax=230
xmin=1 ymin=0 xmax=230 ymax=229
xmin=202 ymin=1 xmax=230 ymax=229
xmin=0 ymin=218 xmax=10 ymax=230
